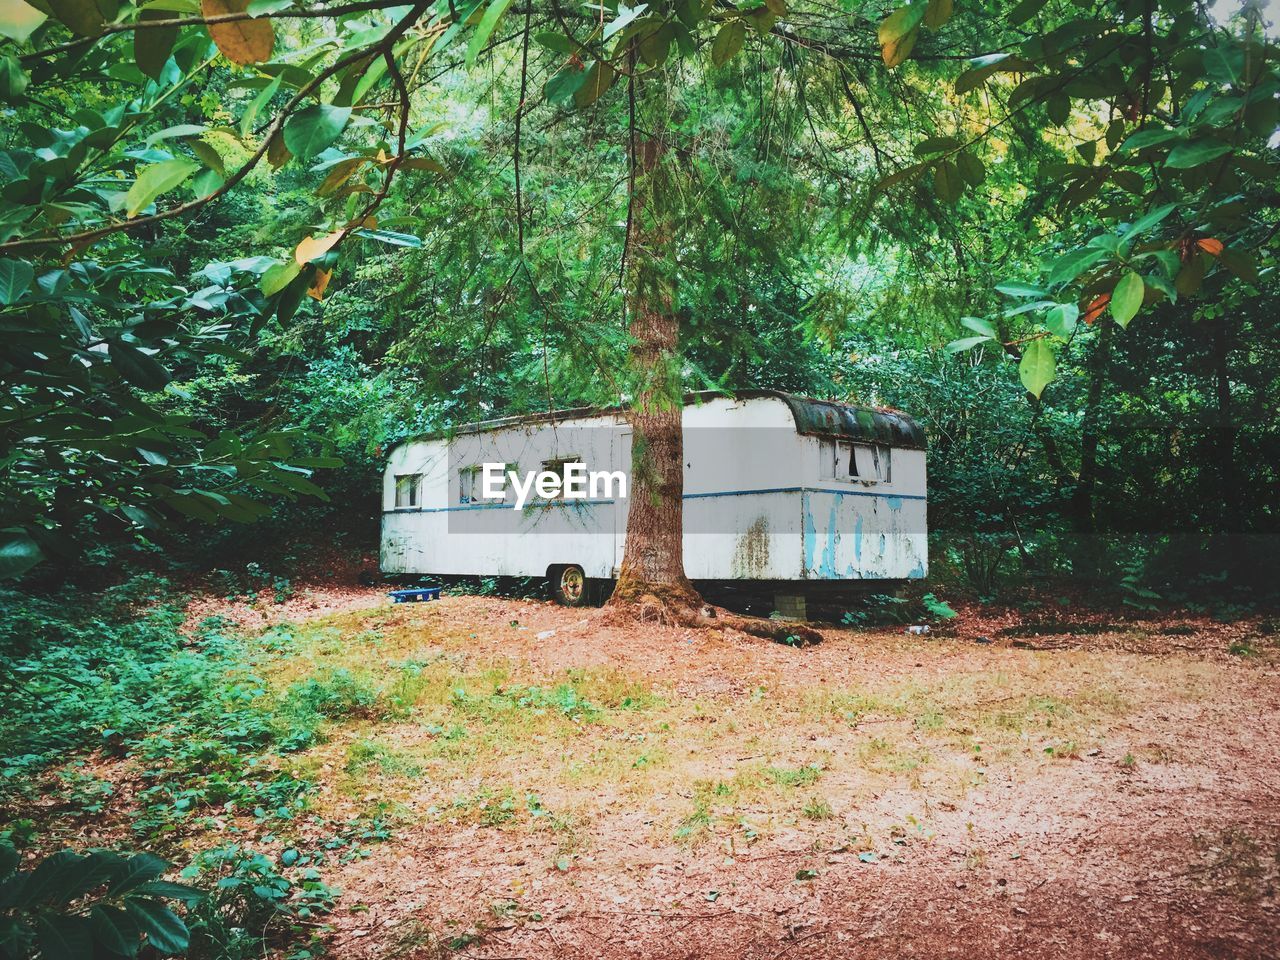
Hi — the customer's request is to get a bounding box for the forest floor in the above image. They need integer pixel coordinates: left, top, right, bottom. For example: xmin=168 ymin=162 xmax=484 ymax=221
xmin=176 ymin=584 xmax=1280 ymax=959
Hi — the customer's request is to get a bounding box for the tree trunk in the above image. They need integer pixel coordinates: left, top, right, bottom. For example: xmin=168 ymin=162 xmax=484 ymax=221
xmin=607 ymin=83 xmax=701 ymax=615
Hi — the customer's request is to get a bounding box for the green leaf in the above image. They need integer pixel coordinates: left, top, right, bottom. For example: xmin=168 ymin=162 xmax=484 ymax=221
xmin=945 ymin=335 xmax=990 ymax=353
xmin=913 ymin=135 xmax=960 ymax=156
xmin=46 ymin=0 xmax=103 ymax=36
xmin=35 ymin=914 xmax=92 ymax=960
xmin=1047 ymin=247 xmax=1105 ymax=287
xmin=466 ymin=0 xmax=515 ymax=68
xmin=283 ymin=104 xmax=351 ymax=161
xmin=110 ymin=341 xmax=171 ymax=391
xmin=353 ymin=228 xmax=424 ymax=248
xmin=132 ymin=880 xmax=206 ymax=904
xmin=1118 ymin=126 xmax=1182 ymax=152
xmin=933 ymin=160 xmax=963 ymax=202
xmin=0 ymin=529 xmax=43 ymax=580
xmin=995 ymin=281 xmax=1049 ymax=298
xmin=90 ymin=905 xmax=142 ymax=958
xmin=1007 ymin=0 xmax=1047 ymax=24
xmin=922 ymin=0 xmax=951 ymax=30
xmin=135 ymin=9 xmax=179 ymax=80
xmin=0 ymin=0 xmax=46 ymax=43
xmin=124 ymin=899 xmax=190 ymax=955
xmin=1122 ymin=202 xmax=1176 ymax=240
xmin=878 ymin=4 xmax=924 ymax=68
xmin=246 ymin=0 xmax=293 ymax=13
xmin=260 ymin=259 xmax=301 ymax=296
xmin=125 ymin=159 xmax=199 ymax=217
xmin=545 ymin=65 xmax=585 ymax=105
xmin=573 ymin=60 xmax=615 ymax=108
xmin=956 ymin=152 xmax=985 ymax=185
xmin=1165 ymin=140 xmax=1231 ymax=169
xmin=960 ymin=315 xmax=997 ymax=338
xmin=533 ymin=31 xmax=578 ymax=55
xmin=1045 ymin=303 xmax=1078 ymax=338
xmin=1110 ymin=271 xmax=1143 ymax=327
xmin=0 ymin=258 xmax=34 ymax=305
xmin=1019 ymin=339 xmax=1055 ymax=398
xmin=711 ymin=20 xmax=746 ymax=67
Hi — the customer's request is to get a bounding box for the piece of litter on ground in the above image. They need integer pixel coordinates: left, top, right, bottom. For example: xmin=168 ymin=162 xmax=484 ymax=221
xmin=536 ymin=629 xmax=556 ymax=640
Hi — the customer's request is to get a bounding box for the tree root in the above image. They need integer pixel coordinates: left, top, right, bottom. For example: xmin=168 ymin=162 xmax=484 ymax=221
xmin=600 ymin=589 xmax=822 ymax=647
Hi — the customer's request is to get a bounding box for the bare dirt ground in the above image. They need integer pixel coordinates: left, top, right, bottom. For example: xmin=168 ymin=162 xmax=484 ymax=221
xmin=183 ymin=586 xmax=1280 ymax=960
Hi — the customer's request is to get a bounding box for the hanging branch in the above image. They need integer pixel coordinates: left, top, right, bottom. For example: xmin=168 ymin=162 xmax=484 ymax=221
xmin=515 ymin=5 xmax=531 ymax=258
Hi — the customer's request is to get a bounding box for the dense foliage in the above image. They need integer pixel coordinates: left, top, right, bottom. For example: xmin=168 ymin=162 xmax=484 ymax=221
xmin=1 ymin=0 xmax=1274 ymax=599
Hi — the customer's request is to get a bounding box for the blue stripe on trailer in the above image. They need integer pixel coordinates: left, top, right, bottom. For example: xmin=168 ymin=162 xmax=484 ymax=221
xmin=386 ymin=486 xmax=925 ymax=514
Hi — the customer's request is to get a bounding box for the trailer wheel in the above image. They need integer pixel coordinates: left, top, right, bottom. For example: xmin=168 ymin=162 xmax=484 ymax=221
xmin=550 ymin=565 xmax=588 ymax=607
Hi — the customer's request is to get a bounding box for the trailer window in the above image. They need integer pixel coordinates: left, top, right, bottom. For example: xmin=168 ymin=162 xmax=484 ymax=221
xmin=540 ymin=457 xmax=583 ymax=499
xmin=852 ymin=444 xmax=891 ymax=483
xmin=819 ymin=441 xmax=859 ymax=481
xmin=394 ymin=474 xmax=421 ymax=508
xmin=458 ymin=464 xmax=515 ymax=504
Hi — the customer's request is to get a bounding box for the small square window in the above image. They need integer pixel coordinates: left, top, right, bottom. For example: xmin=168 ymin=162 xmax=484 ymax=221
xmin=394 ymin=474 xmax=421 ymax=508
xmin=540 ymin=457 xmax=583 ymax=500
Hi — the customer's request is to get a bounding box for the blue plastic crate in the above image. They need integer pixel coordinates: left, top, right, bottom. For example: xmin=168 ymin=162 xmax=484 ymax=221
xmin=388 ymin=587 xmax=441 ymax=603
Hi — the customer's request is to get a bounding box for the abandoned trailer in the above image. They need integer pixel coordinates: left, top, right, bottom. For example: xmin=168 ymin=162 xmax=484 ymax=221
xmin=380 ymin=390 xmax=927 ymax=613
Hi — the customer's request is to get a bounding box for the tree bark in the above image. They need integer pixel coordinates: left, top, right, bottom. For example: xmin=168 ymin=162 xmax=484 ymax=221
xmin=608 ymin=102 xmax=701 ymax=613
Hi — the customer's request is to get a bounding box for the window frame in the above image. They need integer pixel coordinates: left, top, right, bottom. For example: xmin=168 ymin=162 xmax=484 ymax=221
xmin=393 ymin=473 xmax=423 ymax=509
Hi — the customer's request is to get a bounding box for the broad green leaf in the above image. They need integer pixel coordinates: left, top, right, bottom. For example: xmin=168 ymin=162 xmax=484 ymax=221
xmin=124 ymin=899 xmax=190 ymax=954
xmin=125 ymin=159 xmax=199 ymax=217
xmin=1045 ymin=303 xmax=1078 ymax=338
xmin=960 ymin=315 xmax=997 ymax=337
xmin=1007 ymin=0 xmax=1047 ymax=24
xmin=283 ymin=104 xmax=351 ymax=160
xmin=466 ymin=0 xmax=516 ymax=68
xmin=878 ymin=4 xmax=924 ymax=67
xmin=90 ymin=906 xmax=141 ymax=957
xmin=711 ymin=20 xmax=746 ymax=67
xmin=1047 ymin=247 xmax=1105 ymax=287
xmin=36 ymin=915 xmax=92 ymax=960
xmin=922 ymin=0 xmax=951 ymax=29
xmin=0 ymin=529 xmax=42 ymax=579
xmin=956 ymin=152 xmax=985 ymax=185
xmin=1118 ymin=126 xmax=1182 ymax=152
xmin=145 ymin=123 xmax=206 ymax=146
xmin=545 ymin=65 xmax=585 ymax=104
xmin=0 ymin=0 xmax=46 ymax=42
xmin=603 ymin=2 xmax=647 ymax=40
xmin=534 ymin=31 xmax=578 ymax=55
xmin=203 ymin=0 xmax=274 ymax=65
xmin=0 ymin=258 xmax=34 ymax=305
xmin=135 ymin=9 xmax=178 ymax=79
xmin=110 ymin=341 xmax=172 ymax=391
xmin=933 ymin=160 xmax=962 ymax=202
xmin=1018 ymin=339 xmax=1055 ymax=398
xmin=913 ymin=135 xmax=960 ymax=156
xmin=1203 ymin=45 xmax=1242 ymax=85
xmin=260 ymin=259 xmax=301 ymax=295
xmin=573 ymin=60 xmax=615 ymax=108
xmin=246 ymin=0 xmax=292 ymax=13
xmin=945 ymin=335 xmax=990 ymax=353
xmin=1165 ymin=140 xmax=1231 ymax=169
xmin=240 ymin=72 xmax=282 ymax=138
xmin=353 ymin=228 xmax=424 ymax=248
xmin=1110 ymin=270 xmax=1143 ymax=327
xmin=1122 ymin=202 xmax=1176 ymax=240
xmin=995 ymin=281 xmax=1049 ymax=298
xmin=46 ymin=0 xmax=103 ymax=36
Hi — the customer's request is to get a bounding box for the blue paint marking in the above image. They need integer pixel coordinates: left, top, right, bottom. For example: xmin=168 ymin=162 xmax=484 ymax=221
xmin=887 ymin=496 xmax=903 ymax=511
xmin=907 ymin=561 xmax=926 ymax=579
xmin=820 ymin=501 xmax=839 ymax=577
xmin=854 ymin=515 xmax=863 ymax=563
xmin=803 ymin=491 xmax=817 ymax=574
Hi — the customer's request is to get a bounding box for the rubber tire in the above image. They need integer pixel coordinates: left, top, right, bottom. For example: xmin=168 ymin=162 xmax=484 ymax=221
xmin=550 ymin=564 xmax=589 ymax=607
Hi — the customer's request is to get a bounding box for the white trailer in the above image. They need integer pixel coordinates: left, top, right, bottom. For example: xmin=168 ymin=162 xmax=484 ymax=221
xmin=380 ymin=391 xmax=927 ymax=609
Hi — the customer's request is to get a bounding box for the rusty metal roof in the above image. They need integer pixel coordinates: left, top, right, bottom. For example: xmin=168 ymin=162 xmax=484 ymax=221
xmin=395 ymin=390 xmax=925 ymax=450
xmin=772 ymin=393 xmax=926 ymax=449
